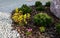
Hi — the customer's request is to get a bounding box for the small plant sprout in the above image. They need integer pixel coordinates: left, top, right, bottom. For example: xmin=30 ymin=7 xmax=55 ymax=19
xmin=26 ymin=28 xmax=32 ymax=35
xmin=39 ymin=26 xmax=45 ymax=32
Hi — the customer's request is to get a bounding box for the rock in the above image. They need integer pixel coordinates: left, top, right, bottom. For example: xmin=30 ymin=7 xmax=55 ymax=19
xmin=50 ymin=0 xmax=60 ymax=18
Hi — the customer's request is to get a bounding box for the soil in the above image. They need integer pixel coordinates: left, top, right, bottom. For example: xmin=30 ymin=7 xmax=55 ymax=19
xmin=11 ymin=6 xmax=60 ymax=38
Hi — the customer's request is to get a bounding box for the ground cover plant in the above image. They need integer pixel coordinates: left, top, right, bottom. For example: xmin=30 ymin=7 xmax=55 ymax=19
xmin=33 ymin=13 xmax=52 ymax=27
xmin=19 ymin=4 xmax=32 ymax=14
xmin=11 ymin=1 xmax=60 ymax=38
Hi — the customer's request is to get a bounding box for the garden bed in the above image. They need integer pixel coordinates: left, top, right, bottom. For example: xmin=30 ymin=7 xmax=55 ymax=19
xmin=11 ymin=1 xmax=60 ymax=38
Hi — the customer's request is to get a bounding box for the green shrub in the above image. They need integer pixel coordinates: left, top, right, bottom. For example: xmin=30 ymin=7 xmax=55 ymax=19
xmin=45 ymin=2 xmax=50 ymax=7
xmin=19 ymin=4 xmax=32 ymax=14
xmin=33 ymin=13 xmax=52 ymax=26
xmin=39 ymin=26 xmax=45 ymax=32
xmin=36 ymin=6 xmax=45 ymax=11
xmin=35 ymin=1 xmax=42 ymax=7
xmin=56 ymin=23 xmax=60 ymax=34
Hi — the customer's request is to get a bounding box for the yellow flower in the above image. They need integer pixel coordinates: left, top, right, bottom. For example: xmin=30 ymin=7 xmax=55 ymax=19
xmin=12 ymin=15 xmax=19 ymax=22
xmin=19 ymin=10 xmax=23 ymax=15
xmin=27 ymin=13 xmax=30 ymax=19
xmin=24 ymin=14 xmax=27 ymax=19
xmin=13 ymin=13 xmax=20 ymax=16
xmin=15 ymin=8 xmax=19 ymax=13
xmin=24 ymin=19 xmax=27 ymax=24
xmin=19 ymin=10 xmax=23 ymax=13
xmin=18 ymin=15 xmax=23 ymax=22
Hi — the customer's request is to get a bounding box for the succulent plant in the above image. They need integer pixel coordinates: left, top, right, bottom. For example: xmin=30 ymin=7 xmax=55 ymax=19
xmin=19 ymin=4 xmax=32 ymax=14
xmin=39 ymin=26 xmax=45 ymax=32
xmin=33 ymin=13 xmax=52 ymax=26
xmin=36 ymin=6 xmax=45 ymax=11
xmin=12 ymin=10 xmax=31 ymax=26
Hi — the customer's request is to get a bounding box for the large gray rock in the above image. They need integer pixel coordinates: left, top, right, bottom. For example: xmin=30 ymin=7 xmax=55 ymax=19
xmin=50 ymin=0 xmax=60 ymax=18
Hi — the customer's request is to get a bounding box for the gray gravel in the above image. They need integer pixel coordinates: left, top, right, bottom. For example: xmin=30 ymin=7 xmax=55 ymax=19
xmin=0 ymin=12 xmax=20 ymax=38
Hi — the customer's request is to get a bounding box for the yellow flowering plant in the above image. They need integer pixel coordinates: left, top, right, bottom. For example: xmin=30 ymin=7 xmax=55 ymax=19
xmin=27 ymin=13 xmax=31 ymax=19
xmin=12 ymin=12 xmax=20 ymax=22
xmin=15 ymin=8 xmax=19 ymax=13
xmin=12 ymin=10 xmax=31 ymax=26
xmin=18 ymin=15 xmax=23 ymax=22
xmin=12 ymin=15 xmax=19 ymax=22
xmin=24 ymin=14 xmax=27 ymax=19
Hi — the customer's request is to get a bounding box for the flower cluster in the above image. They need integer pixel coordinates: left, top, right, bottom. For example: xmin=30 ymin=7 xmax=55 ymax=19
xmin=12 ymin=10 xmax=31 ymax=26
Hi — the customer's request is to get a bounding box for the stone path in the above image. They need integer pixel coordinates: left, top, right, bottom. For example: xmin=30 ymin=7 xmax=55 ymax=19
xmin=0 ymin=12 xmax=20 ymax=38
